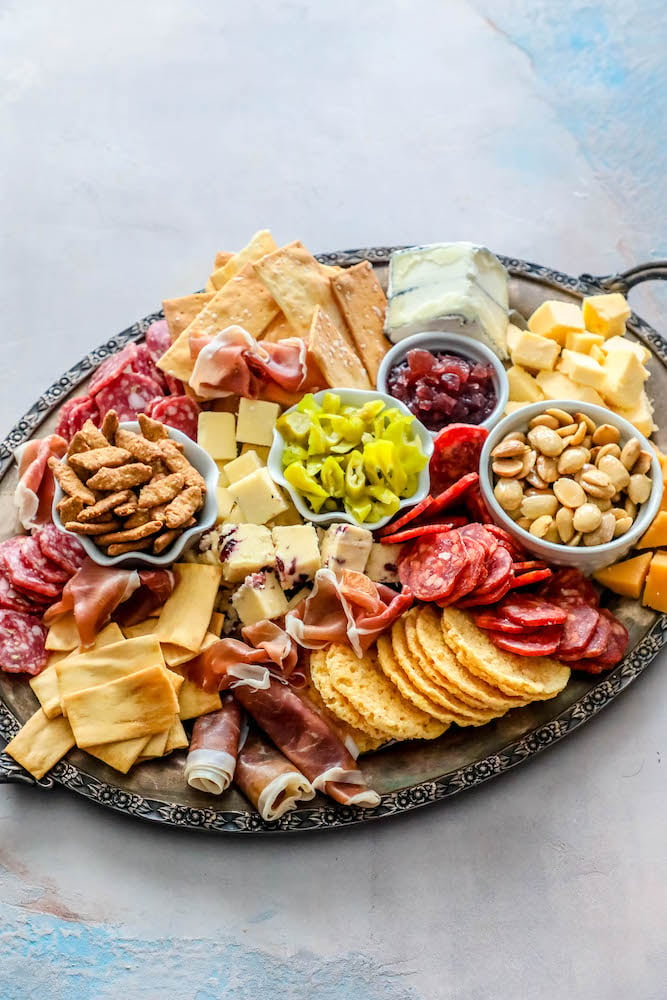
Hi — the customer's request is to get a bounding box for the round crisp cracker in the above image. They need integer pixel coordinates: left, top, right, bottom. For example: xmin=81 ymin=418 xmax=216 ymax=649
xmin=413 ymin=606 xmax=527 ymax=712
xmin=326 ymin=644 xmax=447 ymax=742
xmin=376 ymin=634 xmax=455 ymax=724
xmin=391 ymin=615 xmax=499 ymax=727
xmin=310 ymin=650 xmax=390 ymax=743
xmin=303 ymin=669 xmax=386 ymax=755
xmin=440 ymin=607 xmax=571 ymax=699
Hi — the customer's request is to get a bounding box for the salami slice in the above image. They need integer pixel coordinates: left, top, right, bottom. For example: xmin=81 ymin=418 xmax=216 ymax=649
xmin=579 ymin=610 xmax=612 ymax=660
xmin=35 ymin=524 xmax=86 ymax=575
xmin=54 ymin=394 xmax=99 ymax=441
xmin=19 ymin=536 xmax=69 ymax=584
xmin=145 ymin=395 xmax=201 ymax=440
xmin=540 ymin=569 xmax=599 ymax=608
xmin=429 ymin=424 xmax=488 ymax=494
xmin=94 ymin=371 xmax=165 ymax=422
xmin=0 ymin=609 xmax=48 ymax=675
xmin=457 ymin=523 xmax=499 ymax=559
xmin=472 ymin=610 xmax=526 ymax=634
xmin=578 ymin=609 xmax=628 ymax=669
xmin=486 ymin=626 xmax=563 ymax=657
xmin=508 ymin=568 xmax=553 ymax=589
xmin=456 ymin=547 xmax=514 ymax=607
xmin=443 ymin=535 xmax=488 ymax=605
xmin=378 ymin=522 xmax=460 ymax=546
xmin=88 ymin=344 xmax=139 ymax=396
xmin=0 ymin=571 xmax=43 ymax=614
xmin=145 ymin=320 xmax=172 ymax=362
xmin=555 ymin=605 xmax=600 ymax=659
xmin=130 ymin=343 xmax=168 ymax=393
xmin=398 ymin=530 xmax=467 ymax=601
xmin=499 ymin=595 xmax=568 ymax=628
xmin=378 ymin=495 xmax=433 ymax=537
xmin=426 ymin=473 xmax=479 ymax=519
xmin=0 ymin=538 xmax=63 ymax=600
xmin=464 ymin=482 xmax=494 ymax=524
xmin=483 ymin=524 xmax=527 ymax=560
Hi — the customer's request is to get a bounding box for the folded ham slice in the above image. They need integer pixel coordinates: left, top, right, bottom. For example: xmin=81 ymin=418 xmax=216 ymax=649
xmin=184 ymin=695 xmax=243 ymax=795
xmin=189 ymin=325 xmax=322 ymax=405
xmin=14 ymin=435 xmax=67 ymax=530
xmin=189 ymin=620 xmax=299 ymax=693
xmin=43 ymin=559 xmax=141 ymax=648
xmin=285 ymin=568 xmax=413 ymax=657
xmin=234 ymin=728 xmax=315 ymax=821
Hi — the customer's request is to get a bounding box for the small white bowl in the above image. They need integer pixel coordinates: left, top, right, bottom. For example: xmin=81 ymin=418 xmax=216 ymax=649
xmin=267 ymin=388 xmax=434 ymax=530
xmin=376 ymin=331 xmax=509 ymax=434
xmin=479 ymin=400 xmax=662 ymax=573
xmin=52 ymin=421 xmax=219 ymax=568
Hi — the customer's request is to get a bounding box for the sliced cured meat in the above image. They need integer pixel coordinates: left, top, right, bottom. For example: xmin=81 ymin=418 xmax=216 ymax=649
xmin=483 ymin=524 xmax=527 ymax=560
xmin=184 ymin=696 xmax=243 ymax=795
xmin=471 ymin=610 xmax=526 ymax=635
xmin=377 ymin=495 xmax=433 ymax=537
xmin=380 ymin=521 xmax=462 ymax=546
xmin=113 ymin=568 xmax=175 ymax=627
xmin=164 ymin=373 xmax=185 ymax=396
xmin=18 ymin=536 xmax=69 ymax=585
xmin=14 ymin=434 xmax=67 ymax=530
xmin=443 ymin=535 xmax=488 ymax=605
xmin=35 ymin=524 xmax=86 ymax=575
xmin=94 ymin=371 xmax=165 ymax=422
xmin=44 ymin=560 xmax=141 ymax=648
xmin=486 ymin=626 xmax=563 ymax=657
xmin=0 ymin=538 xmax=63 ymax=599
xmin=457 ymin=523 xmax=499 ymax=559
xmin=470 ymin=544 xmax=513 ymax=597
xmin=0 ymin=571 xmax=43 ymax=614
xmin=145 ymin=320 xmax=172 ymax=362
xmin=499 ymin=595 xmax=568 ymax=628
xmin=54 ymin=395 xmax=99 ymax=441
xmin=508 ymin=568 xmax=553 ymax=589
xmin=555 ymin=605 xmax=600 ymax=659
xmin=540 ymin=569 xmax=599 ymax=608
xmin=234 ymin=728 xmax=315 ymax=821
xmin=456 ymin=573 xmax=514 ymax=607
xmin=426 ymin=473 xmax=480 ymax=519
xmin=579 ymin=610 xmax=612 ymax=660
xmin=130 ymin=343 xmax=168 ymax=393
xmin=577 ymin=609 xmax=628 ymax=669
xmin=398 ymin=531 xmax=466 ymax=602
xmin=88 ymin=344 xmax=139 ymax=396
xmin=0 ymin=609 xmax=48 ymax=675
xmin=429 ymin=424 xmax=488 ymax=494
xmin=512 ymin=560 xmax=548 ymax=573
xmin=464 ymin=482 xmax=494 ymax=524
xmin=145 ymin=395 xmax=201 ymax=440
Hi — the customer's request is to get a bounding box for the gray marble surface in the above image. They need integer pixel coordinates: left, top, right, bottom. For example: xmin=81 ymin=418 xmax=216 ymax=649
xmin=1 ymin=2 xmax=666 ymax=997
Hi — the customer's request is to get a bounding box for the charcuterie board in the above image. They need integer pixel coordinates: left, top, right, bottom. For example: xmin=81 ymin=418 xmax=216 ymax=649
xmin=1 ymin=247 xmax=666 ymax=834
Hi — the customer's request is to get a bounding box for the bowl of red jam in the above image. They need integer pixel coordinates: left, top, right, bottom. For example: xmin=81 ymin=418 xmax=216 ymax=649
xmin=377 ymin=332 xmax=509 ymax=434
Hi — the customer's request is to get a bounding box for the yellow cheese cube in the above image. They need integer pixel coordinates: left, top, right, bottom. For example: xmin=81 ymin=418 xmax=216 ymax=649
xmin=565 ymin=331 xmax=605 ymax=353
xmin=224 ymin=450 xmax=264 ymax=484
xmin=534 ymin=370 xmax=605 ymax=406
xmin=614 ymin=390 xmax=656 ymax=437
xmin=215 ymin=486 xmax=235 ymax=522
xmin=590 ymin=344 xmax=606 ymax=364
xmin=216 ymin=462 xmax=229 ymax=487
xmin=557 ymin=350 xmax=606 ymax=392
xmin=593 ymin=552 xmax=652 ymax=600
xmin=236 ymin=398 xmax=281 ymax=447
xmin=504 ymin=400 xmax=532 ymax=416
xmin=636 ymin=511 xmax=667 ymax=550
xmin=601 ymin=335 xmax=651 ymax=364
xmin=506 ymin=324 xmax=523 ymax=354
xmin=197 ymin=412 xmax=237 ymax=461
xmin=231 ymin=570 xmax=289 ymax=626
xmin=643 ymin=552 xmax=667 ymax=613
xmin=507 ymin=365 xmax=545 ymax=403
xmin=229 ymin=467 xmax=288 ymax=524
xmin=510 ymin=330 xmax=561 ymax=372
xmin=241 ymin=442 xmax=270 ymax=463
xmin=600 ymin=351 xmax=648 ymax=408
xmin=582 ymin=293 xmax=631 ymax=338
xmin=528 ymin=300 xmax=584 ymax=346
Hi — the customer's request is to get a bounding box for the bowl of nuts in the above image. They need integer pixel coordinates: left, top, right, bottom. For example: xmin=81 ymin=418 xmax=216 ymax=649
xmin=479 ymin=400 xmax=662 ymax=572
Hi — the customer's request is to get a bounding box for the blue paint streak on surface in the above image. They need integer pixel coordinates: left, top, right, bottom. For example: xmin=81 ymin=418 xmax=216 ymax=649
xmin=0 ymin=906 xmax=421 ymax=1000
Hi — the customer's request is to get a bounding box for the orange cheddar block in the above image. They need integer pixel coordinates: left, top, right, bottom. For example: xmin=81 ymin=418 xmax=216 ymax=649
xmin=643 ymin=552 xmax=667 ymax=613
xmin=594 ymin=553 xmax=652 ymax=600
xmin=636 ymin=511 xmax=667 ymax=550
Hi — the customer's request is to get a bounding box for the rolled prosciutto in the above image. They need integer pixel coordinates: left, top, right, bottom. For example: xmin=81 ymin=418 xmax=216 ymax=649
xmin=232 ymin=677 xmax=380 ymax=809
xmin=14 ymin=435 xmax=67 ymax=530
xmin=184 ymin=696 xmax=243 ymax=795
xmin=235 ymin=728 xmax=315 ymax=821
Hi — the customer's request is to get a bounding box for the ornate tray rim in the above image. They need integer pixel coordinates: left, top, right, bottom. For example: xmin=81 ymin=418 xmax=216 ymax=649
xmin=1 ymin=247 xmax=666 ymax=835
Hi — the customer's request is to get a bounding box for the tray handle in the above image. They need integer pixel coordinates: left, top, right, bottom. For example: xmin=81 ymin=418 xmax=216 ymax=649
xmin=0 ymin=751 xmax=53 ymax=789
xmin=580 ymin=260 xmax=667 ymax=294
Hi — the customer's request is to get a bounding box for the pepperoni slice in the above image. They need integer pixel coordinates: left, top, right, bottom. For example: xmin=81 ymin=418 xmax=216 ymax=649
xmin=0 ymin=538 xmax=63 ymax=600
xmin=426 ymin=473 xmax=480 ymax=519
xmin=556 ymin=605 xmax=600 ymax=658
xmin=483 ymin=524 xmax=527 ymax=560
xmin=0 ymin=571 xmax=43 ymax=614
xmin=582 ymin=610 xmax=628 ymax=667
xmin=486 ymin=626 xmax=563 ymax=657
xmin=579 ymin=610 xmax=612 ymax=660
xmin=456 ymin=547 xmax=514 ymax=607
xmin=94 ymin=371 xmax=164 ymax=422
xmin=457 ymin=523 xmax=499 ymax=559
xmin=472 ymin=610 xmax=526 ymax=635
xmin=145 ymin=320 xmax=172 ymax=362
xmin=398 ymin=530 xmax=467 ymax=601
xmin=509 ymin=568 xmax=553 ymax=589
xmin=464 ymin=481 xmax=494 ymax=524
xmin=443 ymin=535 xmax=488 ymax=605
xmin=378 ymin=495 xmax=433 ymax=537
xmin=540 ymin=569 xmax=599 ymax=608
xmin=499 ymin=595 xmax=568 ymax=628
xmin=378 ymin=522 xmax=461 ymax=546
xmin=145 ymin=395 xmax=201 ymax=440
xmin=429 ymin=424 xmax=488 ymax=494
xmin=0 ymin=609 xmax=48 ymax=675
xmin=35 ymin=524 xmax=86 ymax=576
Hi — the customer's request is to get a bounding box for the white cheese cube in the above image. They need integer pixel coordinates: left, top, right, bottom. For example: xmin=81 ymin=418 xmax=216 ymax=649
xmin=510 ymin=330 xmax=560 ymax=372
xmin=600 ymin=351 xmax=648 ymax=408
xmin=216 ymin=462 xmax=229 ymax=487
xmin=615 ymin=390 xmax=656 ymax=437
xmin=507 ymin=365 xmax=545 ymax=403
xmin=269 ymin=498 xmax=304 ymax=527
xmin=590 ymin=344 xmax=605 ymax=364
xmin=320 ymin=524 xmax=373 ymax=575
xmin=272 ymin=525 xmax=321 ymax=589
xmin=582 ymin=293 xmax=630 ymax=338
xmin=504 ymin=401 xmax=532 ymax=416
xmin=235 ymin=398 xmax=281 ymax=447
xmin=241 ymin=442 xmax=270 ymax=463
xmin=565 ymin=331 xmax=605 ymax=353
xmin=527 ymin=300 xmax=584 ymax=346
xmin=219 ymin=524 xmax=275 ymax=583
xmin=197 ymin=412 xmax=237 ymax=461
xmin=601 ymin=335 xmax=651 ymax=364
xmin=229 ymin=468 xmax=288 ymax=524
xmin=557 ymin=350 xmax=606 ymax=392
xmin=232 ymin=571 xmax=288 ymax=626
xmin=224 ymin=450 xmax=264 ymax=484
xmin=534 ymin=370 xmax=605 ymax=406
xmin=507 ymin=323 xmax=523 ymax=355
xmin=365 ymin=543 xmax=401 ymax=584
xmin=215 ymin=486 xmax=235 ymax=523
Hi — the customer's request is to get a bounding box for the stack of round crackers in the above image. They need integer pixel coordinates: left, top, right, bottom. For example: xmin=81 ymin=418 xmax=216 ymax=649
xmin=309 ymin=606 xmax=571 ymax=751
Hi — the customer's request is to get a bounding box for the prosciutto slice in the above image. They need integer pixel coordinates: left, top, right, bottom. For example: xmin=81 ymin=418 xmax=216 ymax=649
xmin=234 ymin=728 xmax=315 ymax=821
xmin=285 ymin=569 xmax=413 ymax=657
xmin=184 ymin=695 xmax=243 ymax=795
xmin=189 ymin=621 xmax=299 ymax=693
xmin=231 ymin=677 xmax=380 ymax=808
xmin=113 ymin=569 xmax=175 ymax=627
xmin=14 ymin=435 xmax=67 ymax=530
xmin=43 ymin=559 xmax=141 ymax=648
xmin=189 ymin=325 xmax=322 ymax=404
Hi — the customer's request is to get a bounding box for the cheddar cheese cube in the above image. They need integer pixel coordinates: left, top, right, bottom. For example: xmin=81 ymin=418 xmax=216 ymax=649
xmin=636 ymin=511 xmax=667 ymax=550
xmin=510 ymin=330 xmax=560 ymax=372
xmin=601 ymin=335 xmax=651 ymax=364
xmin=615 ymin=390 xmax=656 ymax=438
xmin=583 ymin=293 xmax=631 ymax=338
xmin=506 ymin=323 xmax=523 ymax=355
xmin=507 ymin=365 xmax=544 ymax=403
xmin=593 ymin=552 xmax=652 ymax=601
xmin=557 ymin=349 xmax=606 ymax=392
xmin=565 ymin=331 xmax=605 ymax=354
xmin=643 ymin=552 xmax=667 ymax=613
xmin=534 ymin=370 xmax=605 ymax=406
xmin=236 ymin=398 xmax=280 ymax=447
xmin=528 ymin=300 xmax=584 ymax=346
xmin=229 ymin=467 xmax=289 ymax=524
xmin=197 ymin=412 xmax=237 ymax=461
xmin=600 ymin=350 xmax=648 ymax=409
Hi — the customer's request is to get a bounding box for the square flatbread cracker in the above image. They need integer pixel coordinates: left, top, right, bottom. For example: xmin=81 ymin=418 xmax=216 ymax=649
xmin=308 ymin=306 xmax=371 ymax=390
xmin=162 ymin=292 xmax=215 ymax=342
xmin=209 ymin=230 xmax=277 ymax=291
xmin=331 ymin=261 xmax=389 ymax=383
xmin=259 ymin=313 xmax=297 ymax=342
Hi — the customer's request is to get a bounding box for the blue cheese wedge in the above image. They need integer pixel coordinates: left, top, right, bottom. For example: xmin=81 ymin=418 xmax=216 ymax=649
xmin=365 ymin=542 xmax=401 ymax=584
xmin=219 ymin=524 xmax=275 ymax=583
xmin=228 ymin=467 xmax=289 ymax=524
xmin=320 ymin=524 xmax=373 ymax=575
xmin=385 ymin=242 xmax=510 ymax=359
xmin=272 ymin=524 xmax=321 ymax=589
xmin=232 ymin=571 xmax=289 ymax=626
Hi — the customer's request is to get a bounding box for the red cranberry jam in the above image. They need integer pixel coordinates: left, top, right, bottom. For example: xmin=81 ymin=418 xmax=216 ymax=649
xmin=387 ymin=348 xmax=497 ymax=432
